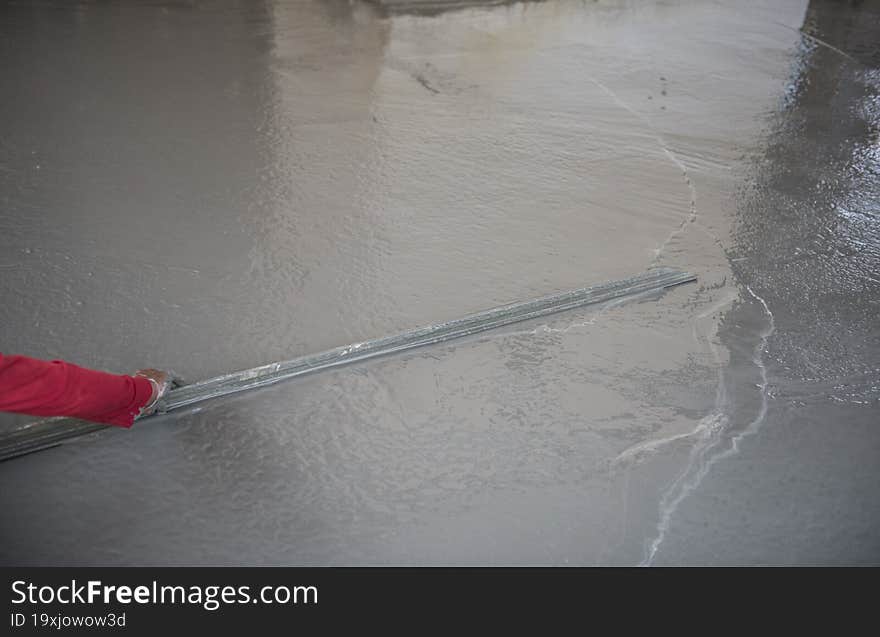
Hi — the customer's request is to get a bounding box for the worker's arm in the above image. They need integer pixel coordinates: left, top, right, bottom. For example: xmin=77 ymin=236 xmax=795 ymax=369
xmin=0 ymin=353 xmax=155 ymax=427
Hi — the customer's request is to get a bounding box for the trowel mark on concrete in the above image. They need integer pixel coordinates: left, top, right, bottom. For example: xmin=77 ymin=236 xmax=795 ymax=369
xmin=586 ymin=77 xmax=759 ymax=556
xmin=613 ymin=290 xmax=736 ymax=467
xmin=640 ymin=286 xmax=775 ymax=565
xmin=583 ymin=76 xmax=775 ymax=567
xmin=722 ymin=288 xmax=775 ymax=453
xmin=585 ymin=78 xmax=699 ymax=266
xmin=772 ymin=20 xmax=857 ymax=63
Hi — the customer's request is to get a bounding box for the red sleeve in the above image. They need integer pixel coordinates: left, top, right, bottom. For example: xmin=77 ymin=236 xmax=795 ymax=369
xmin=0 ymin=353 xmax=155 ymax=428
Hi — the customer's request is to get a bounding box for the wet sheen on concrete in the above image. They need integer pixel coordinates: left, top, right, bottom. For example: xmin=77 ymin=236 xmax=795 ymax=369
xmin=0 ymin=0 xmax=877 ymax=565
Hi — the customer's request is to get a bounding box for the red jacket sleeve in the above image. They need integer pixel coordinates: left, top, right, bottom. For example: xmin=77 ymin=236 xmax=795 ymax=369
xmin=0 ymin=353 xmax=154 ymax=428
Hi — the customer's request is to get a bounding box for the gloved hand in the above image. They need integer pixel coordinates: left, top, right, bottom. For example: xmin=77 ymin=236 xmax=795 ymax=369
xmin=133 ymin=368 xmax=182 ymax=419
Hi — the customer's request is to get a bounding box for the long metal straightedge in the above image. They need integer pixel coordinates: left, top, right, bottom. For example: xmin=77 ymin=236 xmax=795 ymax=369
xmin=0 ymin=267 xmax=695 ymax=461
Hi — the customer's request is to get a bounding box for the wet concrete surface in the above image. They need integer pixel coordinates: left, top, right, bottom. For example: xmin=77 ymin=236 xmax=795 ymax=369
xmin=0 ymin=0 xmax=877 ymax=564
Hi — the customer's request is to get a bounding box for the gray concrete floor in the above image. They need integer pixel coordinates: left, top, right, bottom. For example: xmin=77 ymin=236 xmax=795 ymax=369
xmin=0 ymin=0 xmax=877 ymax=565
